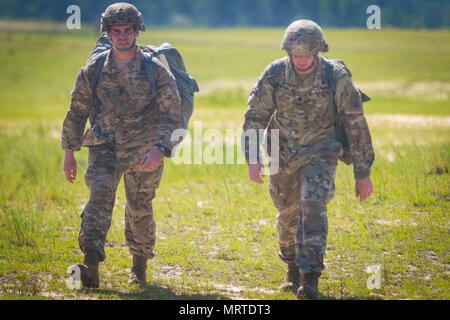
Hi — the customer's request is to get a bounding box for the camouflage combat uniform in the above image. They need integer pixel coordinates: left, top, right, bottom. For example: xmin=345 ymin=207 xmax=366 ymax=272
xmin=61 ymin=48 xmax=181 ymax=262
xmin=243 ymin=54 xmax=374 ymax=273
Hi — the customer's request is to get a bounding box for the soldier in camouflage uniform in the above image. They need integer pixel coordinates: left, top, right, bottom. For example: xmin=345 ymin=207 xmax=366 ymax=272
xmin=62 ymin=3 xmax=182 ymax=288
xmin=242 ymin=20 xmax=374 ymax=299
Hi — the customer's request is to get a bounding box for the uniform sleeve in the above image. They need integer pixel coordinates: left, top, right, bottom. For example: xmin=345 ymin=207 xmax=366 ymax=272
xmin=61 ymin=66 xmax=94 ymax=151
xmin=242 ymin=66 xmax=277 ymax=163
xmin=243 ymin=66 xmax=277 ymax=132
xmin=335 ymin=76 xmax=375 ymax=180
xmin=154 ymin=62 xmax=182 ymax=155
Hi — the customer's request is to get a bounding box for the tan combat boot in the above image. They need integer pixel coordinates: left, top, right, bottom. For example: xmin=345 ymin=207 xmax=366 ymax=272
xmin=280 ymin=263 xmax=302 ymax=293
xmin=128 ymin=255 xmax=148 ymax=284
xmin=296 ymin=271 xmax=321 ymax=300
xmin=75 ymin=248 xmax=100 ymax=288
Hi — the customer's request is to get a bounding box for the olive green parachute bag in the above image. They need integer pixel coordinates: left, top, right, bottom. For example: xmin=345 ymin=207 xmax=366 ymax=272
xmin=264 ymin=57 xmax=370 ymax=166
xmin=322 ymin=57 xmax=371 ymax=165
xmin=86 ymin=34 xmax=199 ymax=132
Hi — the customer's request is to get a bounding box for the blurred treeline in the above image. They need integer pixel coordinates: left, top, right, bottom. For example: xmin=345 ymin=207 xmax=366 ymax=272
xmin=1 ymin=0 xmax=449 ymax=28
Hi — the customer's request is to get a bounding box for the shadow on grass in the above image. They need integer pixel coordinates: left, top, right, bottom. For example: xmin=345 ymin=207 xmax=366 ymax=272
xmin=82 ymin=283 xmax=230 ymax=300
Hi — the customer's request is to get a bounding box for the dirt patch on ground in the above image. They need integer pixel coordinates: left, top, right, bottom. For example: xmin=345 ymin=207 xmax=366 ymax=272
xmin=209 ymin=282 xmax=277 ymax=299
xmin=367 ymin=114 xmax=450 ymax=128
xmin=198 ymin=78 xmax=450 ymax=101
xmin=197 ymin=79 xmax=255 ymax=96
xmin=151 ymin=263 xmax=276 ymax=299
xmin=357 ymin=80 xmax=450 ymax=101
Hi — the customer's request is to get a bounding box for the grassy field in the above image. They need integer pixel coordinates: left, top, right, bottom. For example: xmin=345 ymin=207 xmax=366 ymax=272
xmin=0 ymin=22 xmax=449 ymax=300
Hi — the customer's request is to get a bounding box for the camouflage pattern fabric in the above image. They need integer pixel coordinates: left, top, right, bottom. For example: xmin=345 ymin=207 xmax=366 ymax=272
xmin=270 ymin=152 xmax=337 ymax=272
xmin=78 ymin=144 xmax=163 ymax=261
xmin=243 ymin=55 xmax=374 ymax=179
xmin=62 ymin=46 xmax=182 ymax=262
xmin=61 ymin=47 xmax=182 ymax=166
xmin=243 ymin=55 xmax=374 ymax=271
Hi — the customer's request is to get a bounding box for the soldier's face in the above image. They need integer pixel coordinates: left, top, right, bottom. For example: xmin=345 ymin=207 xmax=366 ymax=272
xmin=108 ymin=24 xmax=138 ymax=51
xmin=291 ymin=54 xmax=315 ymax=74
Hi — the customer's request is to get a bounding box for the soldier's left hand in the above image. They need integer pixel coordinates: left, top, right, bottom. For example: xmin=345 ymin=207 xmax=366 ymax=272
xmin=248 ymin=162 xmax=265 ymax=184
xmin=355 ymin=176 xmax=373 ymax=202
xmin=140 ymin=147 xmax=163 ymax=172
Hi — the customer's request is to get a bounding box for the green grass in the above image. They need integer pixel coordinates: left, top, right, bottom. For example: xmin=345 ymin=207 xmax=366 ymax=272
xmin=0 ymin=24 xmax=449 ymax=300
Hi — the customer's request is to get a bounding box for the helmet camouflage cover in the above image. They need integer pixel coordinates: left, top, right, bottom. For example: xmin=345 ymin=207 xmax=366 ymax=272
xmin=101 ymin=2 xmax=145 ymax=32
xmin=281 ymin=19 xmax=328 ymax=56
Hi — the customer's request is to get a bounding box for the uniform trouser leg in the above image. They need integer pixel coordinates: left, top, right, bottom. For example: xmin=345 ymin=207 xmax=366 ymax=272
xmin=124 ymin=161 xmax=164 ymax=260
xmin=269 ymin=167 xmax=302 ymax=264
xmin=78 ymin=144 xmax=123 ymax=262
xmin=295 ymin=156 xmax=337 ymax=273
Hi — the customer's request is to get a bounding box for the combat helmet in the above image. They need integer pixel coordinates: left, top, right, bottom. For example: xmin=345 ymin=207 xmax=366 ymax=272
xmin=281 ymin=20 xmax=328 ymax=56
xmin=100 ymin=2 xmax=145 ymax=32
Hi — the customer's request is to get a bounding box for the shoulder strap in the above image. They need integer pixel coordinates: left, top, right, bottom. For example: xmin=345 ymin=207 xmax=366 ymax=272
xmin=88 ymin=51 xmax=108 ymax=126
xmin=142 ymin=52 xmax=158 ymax=98
xmin=90 ymin=51 xmax=108 ymax=89
xmin=321 ymin=57 xmax=340 ymax=121
xmin=322 ymin=57 xmax=337 ymax=95
xmin=266 ymin=58 xmax=288 ymax=94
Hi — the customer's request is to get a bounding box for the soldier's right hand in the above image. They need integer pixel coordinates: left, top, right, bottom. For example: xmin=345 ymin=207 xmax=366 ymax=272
xmin=63 ymin=150 xmax=77 ymax=183
xmin=248 ymin=162 xmax=265 ymax=184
